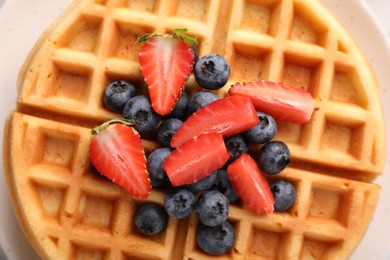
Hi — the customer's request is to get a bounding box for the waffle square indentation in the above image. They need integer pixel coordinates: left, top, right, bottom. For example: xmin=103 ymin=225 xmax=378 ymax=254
xmin=78 ymin=194 xmax=117 ymax=231
xmin=321 ymin=120 xmax=366 ymax=160
xmin=250 ymin=227 xmax=288 ymax=258
xmin=309 ymin=184 xmax=350 ymax=225
xmin=72 ymin=243 xmax=108 ymax=259
xmin=289 ymin=4 xmax=329 ymax=47
xmin=34 ymin=185 xmax=65 ymax=219
xmin=174 ymin=0 xmax=210 ymax=23
xmin=57 ymin=15 xmax=103 ymax=54
xmin=108 ymin=23 xmax=151 ymax=61
xmin=229 ymin=44 xmax=271 ymax=82
xmin=51 ymin=62 xmax=92 ymax=103
xmin=330 ymin=64 xmax=368 ymax=108
xmin=126 ymin=0 xmax=158 ymax=13
xmin=240 ymin=0 xmax=281 ymax=36
xmin=42 ymin=134 xmax=76 ymax=167
xmin=301 ymin=238 xmax=341 ymax=259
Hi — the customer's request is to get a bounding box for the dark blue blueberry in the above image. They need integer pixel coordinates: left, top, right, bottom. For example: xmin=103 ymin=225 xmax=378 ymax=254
xmin=256 ymin=141 xmax=290 ymax=175
xmin=224 ymin=135 xmax=249 ymax=165
xmin=103 ymin=80 xmax=137 ymax=113
xmin=191 ymin=46 xmax=199 ymax=64
xmin=213 ymin=169 xmax=239 ymax=202
xmin=157 ymin=118 xmax=183 ymax=147
xmin=168 ymin=91 xmax=189 ymax=120
xmin=187 ymin=171 xmax=218 ymax=193
xmin=244 ymin=112 xmax=277 ymax=144
xmin=135 ymin=203 xmax=167 ymax=235
xmin=164 ymin=188 xmax=196 ymax=219
xmin=123 ymin=95 xmax=161 ymax=134
xmin=194 ymin=54 xmax=230 ymax=90
xmin=270 ymin=180 xmax=296 ymax=211
xmin=188 ymin=91 xmax=219 ymax=115
xmin=196 ymin=221 xmax=235 ymax=255
xmin=195 ymin=190 xmax=229 ymax=227
xmin=147 ymin=148 xmax=172 ymax=188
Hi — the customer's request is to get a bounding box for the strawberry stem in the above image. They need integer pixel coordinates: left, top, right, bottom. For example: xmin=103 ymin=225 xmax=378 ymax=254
xmin=91 ymin=118 xmax=135 ymax=135
xmin=137 ymin=28 xmax=198 ymax=46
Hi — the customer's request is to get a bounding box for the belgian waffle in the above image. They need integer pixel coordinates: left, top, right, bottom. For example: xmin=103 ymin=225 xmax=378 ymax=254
xmin=3 ymin=0 xmax=385 ymax=259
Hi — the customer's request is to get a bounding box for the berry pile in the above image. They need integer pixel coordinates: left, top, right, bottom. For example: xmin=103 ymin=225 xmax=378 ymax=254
xmin=90 ymin=28 xmax=314 ymax=256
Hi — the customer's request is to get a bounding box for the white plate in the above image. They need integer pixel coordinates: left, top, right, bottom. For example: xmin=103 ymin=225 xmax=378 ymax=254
xmin=0 ymin=0 xmax=389 ymax=259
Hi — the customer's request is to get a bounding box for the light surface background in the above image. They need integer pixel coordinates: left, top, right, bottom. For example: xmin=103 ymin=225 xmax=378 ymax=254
xmin=0 ymin=1 xmax=389 ymax=259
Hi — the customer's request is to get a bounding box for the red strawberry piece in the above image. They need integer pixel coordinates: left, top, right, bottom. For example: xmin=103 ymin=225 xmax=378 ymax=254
xmin=228 ymin=81 xmax=315 ymax=124
xmin=170 ymin=95 xmax=258 ymax=148
xmin=163 ymin=133 xmax=229 ymax=186
xmin=138 ymin=28 xmax=197 ymax=116
xmin=227 ymin=154 xmax=274 ymax=214
xmin=89 ymin=119 xmax=151 ymax=199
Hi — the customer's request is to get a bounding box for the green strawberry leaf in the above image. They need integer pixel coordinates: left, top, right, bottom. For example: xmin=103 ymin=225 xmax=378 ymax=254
xmin=136 ymin=32 xmax=158 ymax=43
xmin=173 ymin=28 xmax=198 ymax=46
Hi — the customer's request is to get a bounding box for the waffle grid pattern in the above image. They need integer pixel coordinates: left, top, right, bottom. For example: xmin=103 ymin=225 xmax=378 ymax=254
xmin=8 ymin=112 xmax=381 ymax=259
xmin=6 ymin=0 xmax=385 ymax=259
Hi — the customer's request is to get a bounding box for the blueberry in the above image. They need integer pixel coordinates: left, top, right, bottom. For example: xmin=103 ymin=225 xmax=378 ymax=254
xmin=213 ymin=169 xmax=239 ymax=202
xmin=270 ymin=180 xmax=296 ymax=211
xmin=135 ymin=203 xmax=167 ymax=235
xmin=256 ymin=141 xmax=290 ymax=175
xmin=123 ymin=95 xmax=161 ymax=134
xmin=191 ymin=46 xmax=199 ymax=64
xmin=103 ymin=80 xmax=137 ymax=113
xmin=147 ymin=148 xmax=172 ymax=188
xmin=195 ymin=190 xmax=229 ymax=227
xmin=187 ymin=171 xmax=218 ymax=193
xmin=224 ymin=135 xmax=249 ymax=165
xmin=168 ymin=91 xmax=189 ymax=120
xmin=194 ymin=54 xmax=230 ymax=90
xmin=196 ymin=221 xmax=235 ymax=255
xmin=164 ymin=188 xmax=196 ymax=219
xmin=157 ymin=118 xmax=183 ymax=147
xmin=188 ymin=91 xmax=219 ymax=115
xmin=244 ymin=112 xmax=277 ymax=144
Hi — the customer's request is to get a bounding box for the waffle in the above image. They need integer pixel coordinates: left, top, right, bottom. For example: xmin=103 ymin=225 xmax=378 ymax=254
xmin=3 ymin=0 xmax=385 ymax=259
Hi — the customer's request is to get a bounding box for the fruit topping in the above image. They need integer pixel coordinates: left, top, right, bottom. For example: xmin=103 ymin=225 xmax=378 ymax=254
xmin=164 ymin=188 xmax=196 ymax=219
xmin=89 ymin=119 xmax=151 ymax=199
xmin=170 ymin=95 xmax=258 ymax=148
xmin=256 ymin=141 xmax=290 ymax=175
xmin=229 ymin=80 xmax=314 ymax=124
xmin=195 ymin=190 xmax=230 ymax=227
xmin=212 ymin=168 xmax=239 ymax=202
xmin=146 ymin=147 xmax=172 ymax=188
xmin=163 ymin=133 xmax=229 ymax=186
xmin=123 ymin=95 xmax=161 ymax=134
xmin=270 ymin=180 xmax=296 ymax=212
xmin=138 ymin=28 xmax=196 ymax=116
xmin=157 ymin=118 xmax=183 ymax=147
xmin=194 ymin=54 xmax=230 ymax=90
xmin=196 ymin=221 xmax=235 ymax=255
xmin=187 ymin=91 xmax=219 ymax=115
xmin=167 ymin=91 xmax=190 ymax=120
xmin=135 ymin=203 xmax=168 ymax=235
xmin=243 ymin=111 xmax=277 ymax=144
xmin=103 ymin=80 xmax=137 ymax=113
xmin=227 ymin=154 xmax=274 ymax=214
xmin=224 ymin=134 xmax=249 ymax=165
xmin=187 ymin=171 xmax=218 ymax=193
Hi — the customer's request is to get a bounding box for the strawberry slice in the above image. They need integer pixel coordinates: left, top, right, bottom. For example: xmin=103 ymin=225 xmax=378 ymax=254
xmin=170 ymin=95 xmax=258 ymax=148
xmin=163 ymin=133 xmax=229 ymax=186
xmin=229 ymin=81 xmax=314 ymax=124
xmin=227 ymin=154 xmax=274 ymax=214
xmin=138 ymin=28 xmax=196 ymax=116
xmin=89 ymin=119 xmax=151 ymax=199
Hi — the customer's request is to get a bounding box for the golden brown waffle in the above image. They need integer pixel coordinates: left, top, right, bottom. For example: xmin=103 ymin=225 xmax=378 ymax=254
xmin=3 ymin=0 xmax=386 ymax=259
